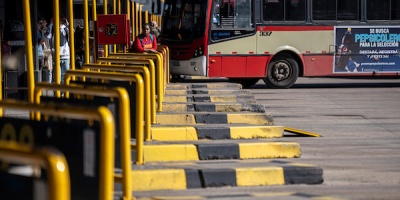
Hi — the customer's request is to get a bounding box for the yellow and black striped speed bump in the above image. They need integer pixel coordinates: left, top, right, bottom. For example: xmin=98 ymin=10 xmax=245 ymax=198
xmin=125 ymin=160 xmax=323 ymax=191
xmin=151 ymin=125 xmax=284 ymax=141
xmin=156 ymin=112 xmax=274 ymax=125
xmin=137 ymin=141 xmax=301 ymax=162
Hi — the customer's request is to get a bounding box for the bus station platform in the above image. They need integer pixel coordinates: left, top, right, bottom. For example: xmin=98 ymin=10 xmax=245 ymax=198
xmin=124 ymin=81 xmax=324 ymax=193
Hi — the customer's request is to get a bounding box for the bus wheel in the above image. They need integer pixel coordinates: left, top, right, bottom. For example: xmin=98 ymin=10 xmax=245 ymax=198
xmin=263 ymin=54 xmax=299 ymax=89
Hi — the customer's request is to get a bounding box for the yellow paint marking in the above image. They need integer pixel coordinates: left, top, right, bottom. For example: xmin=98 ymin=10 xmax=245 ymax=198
xmin=163 ymin=96 xmax=188 ymax=102
xmin=143 ymin=144 xmax=199 ymax=162
xmin=284 ymin=127 xmax=322 ymax=137
xmin=236 ymin=167 xmax=285 ymax=186
xmin=239 ymin=142 xmax=301 ymax=158
xmin=131 ymin=169 xmax=186 ymax=191
xmin=156 ymin=114 xmax=196 ymax=124
xmin=151 ymin=127 xmax=198 ymax=141
xmin=165 ymin=90 xmax=188 ymax=95
xmin=162 ymin=104 xmax=188 ymax=112
xmin=230 ymin=126 xmax=284 ymax=139
xmin=215 ymin=104 xmax=242 ymax=112
xmin=227 ymin=113 xmax=274 ymax=125
xmin=210 ymin=96 xmax=237 ymax=102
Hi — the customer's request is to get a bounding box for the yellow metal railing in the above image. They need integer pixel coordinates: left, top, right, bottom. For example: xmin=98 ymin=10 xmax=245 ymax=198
xmin=80 ymin=63 xmax=153 ymax=136
xmin=97 ymin=57 xmax=164 ymax=111
xmin=33 ymin=83 xmax=132 ymax=200
xmin=0 ymin=141 xmax=70 ymax=200
xmin=64 ymin=70 xmax=145 ymax=165
xmin=0 ymin=100 xmax=115 ymax=200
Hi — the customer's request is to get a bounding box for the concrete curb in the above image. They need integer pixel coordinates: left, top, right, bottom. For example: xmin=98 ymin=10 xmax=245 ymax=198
xmin=163 ymin=94 xmax=256 ymax=103
xmin=156 ymin=112 xmax=274 ymax=125
xmin=150 ymin=125 xmax=284 ymax=141
xmin=134 ymin=142 xmax=301 ymax=162
xmin=124 ymin=161 xmax=322 ymax=192
xmin=161 ymin=102 xmax=266 ymax=112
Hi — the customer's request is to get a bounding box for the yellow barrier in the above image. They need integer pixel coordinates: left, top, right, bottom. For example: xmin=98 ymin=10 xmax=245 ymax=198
xmin=64 ymin=70 xmax=146 ymax=165
xmin=81 ymin=63 xmax=153 ymax=137
xmin=0 ymin=100 xmax=114 ymax=200
xmin=0 ymin=141 xmax=70 ymax=200
xmin=97 ymin=57 xmax=164 ymax=111
xmin=109 ymin=52 xmax=166 ymax=92
xmin=33 ymin=83 xmax=132 ymax=200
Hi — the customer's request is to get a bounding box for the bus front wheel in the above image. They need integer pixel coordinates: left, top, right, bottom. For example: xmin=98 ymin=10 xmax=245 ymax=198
xmin=263 ymin=54 xmax=299 ymax=89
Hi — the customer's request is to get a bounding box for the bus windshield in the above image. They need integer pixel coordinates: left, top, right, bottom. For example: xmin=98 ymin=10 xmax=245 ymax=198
xmin=162 ymin=0 xmax=208 ymax=40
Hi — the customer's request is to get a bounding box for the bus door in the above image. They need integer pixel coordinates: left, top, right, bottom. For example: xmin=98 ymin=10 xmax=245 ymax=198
xmin=208 ymin=0 xmax=258 ymax=77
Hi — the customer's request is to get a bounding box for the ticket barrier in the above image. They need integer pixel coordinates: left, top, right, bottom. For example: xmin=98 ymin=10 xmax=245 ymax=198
xmin=0 ymin=141 xmax=70 ymax=200
xmin=34 ymin=83 xmax=132 ymax=200
xmin=63 ymin=70 xmax=145 ymax=165
xmin=97 ymin=57 xmax=164 ymax=111
xmin=0 ymin=100 xmax=114 ymax=200
xmin=80 ymin=63 xmax=153 ymax=140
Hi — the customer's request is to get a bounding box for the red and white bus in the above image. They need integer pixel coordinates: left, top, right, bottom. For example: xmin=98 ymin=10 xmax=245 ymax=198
xmin=161 ymin=0 xmax=400 ymax=88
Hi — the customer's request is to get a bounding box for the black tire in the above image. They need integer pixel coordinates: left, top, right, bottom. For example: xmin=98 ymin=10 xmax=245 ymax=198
xmin=263 ymin=54 xmax=299 ymax=89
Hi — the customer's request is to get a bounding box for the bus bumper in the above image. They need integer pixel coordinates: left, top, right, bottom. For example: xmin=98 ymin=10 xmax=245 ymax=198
xmin=170 ymin=56 xmax=207 ymax=76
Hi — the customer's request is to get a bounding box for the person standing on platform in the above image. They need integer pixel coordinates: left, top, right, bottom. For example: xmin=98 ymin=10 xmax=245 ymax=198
xmin=131 ymin=23 xmax=158 ymax=53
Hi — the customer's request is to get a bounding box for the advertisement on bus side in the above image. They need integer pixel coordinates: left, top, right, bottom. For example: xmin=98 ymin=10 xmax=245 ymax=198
xmin=334 ymin=26 xmax=400 ymax=73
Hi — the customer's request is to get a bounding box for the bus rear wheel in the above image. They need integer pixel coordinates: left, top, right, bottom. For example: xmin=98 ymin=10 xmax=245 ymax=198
xmin=263 ymin=54 xmax=299 ymax=89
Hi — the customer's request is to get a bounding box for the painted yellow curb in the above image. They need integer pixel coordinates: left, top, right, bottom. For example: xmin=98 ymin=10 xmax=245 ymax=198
xmin=215 ymin=104 xmax=243 ymax=112
xmin=151 ymin=127 xmax=198 ymax=141
xmin=230 ymin=126 xmax=284 ymax=139
xmin=143 ymin=144 xmax=199 ymax=162
xmin=165 ymin=90 xmax=188 ymax=95
xmin=236 ymin=167 xmax=285 ymax=186
xmin=166 ymin=85 xmax=188 ymax=89
xmin=163 ymin=96 xmax=188 ymax=102
xmin=156 ymin=114 xmax=196 ymax=124
xmin=227 ymin=113 xmax=274 ymax=125
xmin=210 ymin=96 xmax=237 ymax=102
xmin=131 ymin=169 xmax=187 ymax=191
xmin=239 ymin=142 xmax=301 ymax=159
xmin=162 ymin=104 xmax=188 ymax=112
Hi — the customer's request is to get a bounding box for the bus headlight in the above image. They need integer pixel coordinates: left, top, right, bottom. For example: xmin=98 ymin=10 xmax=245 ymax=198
xmin=193 ymin=46 xmax=204 ymax=58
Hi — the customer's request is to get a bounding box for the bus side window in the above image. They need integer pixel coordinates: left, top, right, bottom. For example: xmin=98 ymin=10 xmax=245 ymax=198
xmin=235 ymin=0 xmax=252 ymax=28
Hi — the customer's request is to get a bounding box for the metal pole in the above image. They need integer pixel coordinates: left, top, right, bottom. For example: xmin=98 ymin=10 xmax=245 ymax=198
xmin=22 ymin=0 xmax=35 ymax=102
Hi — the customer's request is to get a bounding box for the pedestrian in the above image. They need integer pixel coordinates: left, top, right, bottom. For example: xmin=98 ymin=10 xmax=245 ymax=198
xmin=74 ymin=23 xmax=85 ymax=69
xmin=42 ymin=31 xmax=53 ymax=83
xmin=150 ymin=21 xmax=161 ymax=42
xmin=49 ymin=16 xmax=70 ymax=84
xmin=131 ymin=23 xmax=158 ymax=53
xmin=1 ymin=37 xmax=16 ymax=71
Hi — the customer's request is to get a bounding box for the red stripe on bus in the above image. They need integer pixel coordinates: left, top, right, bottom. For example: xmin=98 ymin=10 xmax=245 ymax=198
xmin=257 ymin=26 xmax=334 ymax=31
xmin=232 ymin=52 xmax=237 ymax=54
xmin=216 ymin=52 xmax=221 ymax=54
xmin=249 ymin=52 xmax=254 ymax=54
xmin=322 ymin=50 xmax=326 ymax=53
xmin=264 ymin=52 xmax=269 ymax=54
xmin=306 ymin=51 xmax=310 ymax=53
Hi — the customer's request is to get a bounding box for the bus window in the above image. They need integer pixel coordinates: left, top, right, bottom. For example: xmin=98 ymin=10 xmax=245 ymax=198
xmin=263 ymin=0 xmax=306 ymax=21
xmin=367 ymin=0 xmax=390 ymax=20
xmin=211 ymin=0 xmax=254 ymax=30
xmin=161 ymin=0 xmax=207 ymax=41
xmin=313 ymin=0 xmax=358 ymax=21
